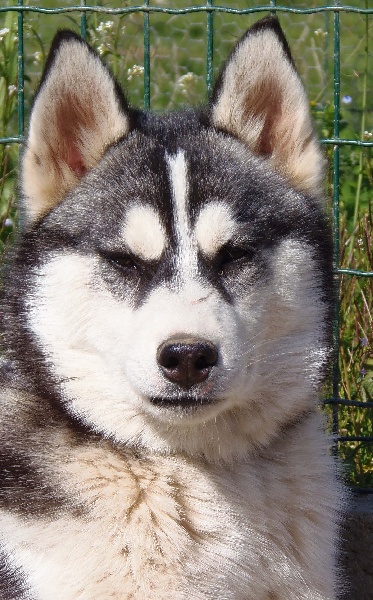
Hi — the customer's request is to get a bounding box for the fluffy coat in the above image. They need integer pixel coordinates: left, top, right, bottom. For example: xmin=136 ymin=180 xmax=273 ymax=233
xmin=0 ymin=17 xmax=343 ymax=599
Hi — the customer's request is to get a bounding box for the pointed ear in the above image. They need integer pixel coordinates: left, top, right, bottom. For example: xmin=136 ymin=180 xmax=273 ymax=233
xmin=210 ymin=17 xmax=324 ymax=197
xmin=22 ymin=30 xmax=130 ymax=224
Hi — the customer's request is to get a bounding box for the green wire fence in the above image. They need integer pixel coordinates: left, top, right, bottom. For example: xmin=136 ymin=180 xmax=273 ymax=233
xmin=0 ymin=1 xmax=372 ymax=490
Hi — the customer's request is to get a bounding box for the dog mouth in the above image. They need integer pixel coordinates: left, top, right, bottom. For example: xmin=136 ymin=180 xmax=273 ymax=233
xmin=149 ymin=396 xmax=216 ymax=409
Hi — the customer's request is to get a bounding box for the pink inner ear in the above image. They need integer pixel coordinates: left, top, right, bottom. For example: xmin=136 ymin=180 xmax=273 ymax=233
xmin=55 ymin=92 xmax=91 ymax=178
xmin=244 ymin=78 xmax=283 ymax=159
xmin=67 ymin=145 xmax=87 ymax=177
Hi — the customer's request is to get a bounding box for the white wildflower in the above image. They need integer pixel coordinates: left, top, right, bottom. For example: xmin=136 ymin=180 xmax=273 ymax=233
xmin=314 ymin=29 xmax=328 ymax=37
xmin=342 ymin=95 xmax=352 ymax=105
xmin=127 ymin=65 xmax=144 ymax=81
xmin=33 ymin=51 xmax=42 ymax=64
xmin=0 ymin=28 xmax=10 ymax=41
xmin=97 ymin=20 xmax=114 ymax=33
xmin=177 ymin=72 xmax=197 ymax=94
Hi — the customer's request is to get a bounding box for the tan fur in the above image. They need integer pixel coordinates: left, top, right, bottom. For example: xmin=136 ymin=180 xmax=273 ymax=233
xmin=195 ymin=202 xmax=237 ymax=257
xmin=22 ymin=38 xmax=129 ymax=224
xmin=122 ymin=205 xmax=166 ymax=260
xmin=0 ymin=388 xmax=341 ymax=599
xmin=0 ymin=20 xmax=343 ymax=599
xmin=212 ymin=28 xmax=325 ymax=197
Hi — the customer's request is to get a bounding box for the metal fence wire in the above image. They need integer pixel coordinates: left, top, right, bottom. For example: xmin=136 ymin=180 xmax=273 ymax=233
xmin=0 ymin=1 xmax=372 ymax=490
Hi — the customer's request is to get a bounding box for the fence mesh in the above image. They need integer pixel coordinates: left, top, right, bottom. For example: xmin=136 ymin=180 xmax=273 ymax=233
xmin=0 ymin=1 xmax=372 ymax=490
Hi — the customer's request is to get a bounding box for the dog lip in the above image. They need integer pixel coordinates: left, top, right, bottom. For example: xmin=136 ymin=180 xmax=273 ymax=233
xmin=149 ymin=396 xmax=216 ymax=408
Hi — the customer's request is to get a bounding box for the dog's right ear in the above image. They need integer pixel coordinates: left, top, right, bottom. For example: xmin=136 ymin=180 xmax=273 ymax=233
xmin=22 ymin=30 xmax=130 ymax=225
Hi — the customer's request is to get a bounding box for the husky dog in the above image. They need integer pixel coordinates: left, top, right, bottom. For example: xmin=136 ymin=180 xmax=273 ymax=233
xmin=0 ymin=16 xmax=342 ymax=600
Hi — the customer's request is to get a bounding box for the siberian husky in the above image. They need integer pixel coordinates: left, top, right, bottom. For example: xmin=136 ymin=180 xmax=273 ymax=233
xmin=0 ymin=16 xmax=343 ymax=599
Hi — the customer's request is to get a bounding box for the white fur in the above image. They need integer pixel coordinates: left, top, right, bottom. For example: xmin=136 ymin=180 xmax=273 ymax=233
xmin=27 ymin=238 xmax=328 ymax=462
xmin=2 ymin=20 xmax=343 ymax=599
xmin=121 ymin=204 xmax=166 ymax=260
xmin=0 ymin=411 xmax=339 ymax=599
xmin=195 ymin=202 xmax=236 ymax=256
xmin=167 ymin=151 xmax=198 ymax=280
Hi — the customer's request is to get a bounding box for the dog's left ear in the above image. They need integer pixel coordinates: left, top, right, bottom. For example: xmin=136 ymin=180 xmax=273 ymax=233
xmin=211 ymin=17 xmax=324 ymax=197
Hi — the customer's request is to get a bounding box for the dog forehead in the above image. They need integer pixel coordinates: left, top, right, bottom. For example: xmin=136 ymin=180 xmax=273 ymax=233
xmin=165 ymin=149 xmax=237 ymax=259
xmin=43 ymin=126 xmax=290 ymax=267
xmin=97 ymin=145 xmax=239 ymax=277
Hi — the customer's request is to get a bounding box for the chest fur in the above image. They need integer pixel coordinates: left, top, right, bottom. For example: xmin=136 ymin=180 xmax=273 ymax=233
xmin=1 ymin=416 xmax=338 ymax=599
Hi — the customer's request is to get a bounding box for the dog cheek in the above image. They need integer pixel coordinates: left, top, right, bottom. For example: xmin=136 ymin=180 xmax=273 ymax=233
xmin=26 ymin=254 xmax=134 ymax=396
xmin=241 ymin=240 xmax=329 ymax=403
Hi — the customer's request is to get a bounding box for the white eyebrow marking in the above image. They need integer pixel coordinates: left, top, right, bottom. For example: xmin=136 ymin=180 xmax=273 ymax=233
xmin=166 ymin=151 xmax=197 ymax=279
xmin=121 ymin=205 xmax=166 ymax=260
xmin=194 ymin=202 xmax=237 ymax=257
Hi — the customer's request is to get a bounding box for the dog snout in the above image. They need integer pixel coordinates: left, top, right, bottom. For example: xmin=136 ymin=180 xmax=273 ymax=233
xmin=156 ymin=338 xmax=218 ymax=389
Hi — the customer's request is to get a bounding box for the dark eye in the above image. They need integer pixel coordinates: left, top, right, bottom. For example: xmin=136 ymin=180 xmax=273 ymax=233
xmin=217 ymin=245 xmax=254 ymax=274
xmin=103 ymin=252 xmax=138 ymax=272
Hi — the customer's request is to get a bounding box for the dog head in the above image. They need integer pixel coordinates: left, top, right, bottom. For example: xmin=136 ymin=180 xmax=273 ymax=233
xmin=5 ymin=18 xmax=332 ymax=461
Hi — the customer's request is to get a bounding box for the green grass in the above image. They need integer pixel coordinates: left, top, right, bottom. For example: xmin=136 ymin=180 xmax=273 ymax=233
xmin=0 ymin=0 xmax=372 ymax=487
xmin=338 ymin=212 xmax=373 ymax=487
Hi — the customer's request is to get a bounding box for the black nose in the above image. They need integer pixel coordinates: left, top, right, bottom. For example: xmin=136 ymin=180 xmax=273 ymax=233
xmin=157 ymin=338 xmax=218 ymax=389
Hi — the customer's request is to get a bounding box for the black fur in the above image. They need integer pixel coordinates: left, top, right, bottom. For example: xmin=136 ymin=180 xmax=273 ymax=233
xmin=0 ymin=16 xmax=338 ymax=598
xmin=0 ymin=546 xmax=33 ymax=600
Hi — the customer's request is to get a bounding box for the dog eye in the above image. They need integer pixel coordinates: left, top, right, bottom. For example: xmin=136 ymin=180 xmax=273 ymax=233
xmin=103 ymin=252 xmax=138 ymax=272
xmin=217 ymin=245 xmax=254 ymax=274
